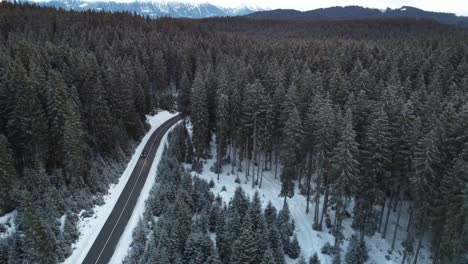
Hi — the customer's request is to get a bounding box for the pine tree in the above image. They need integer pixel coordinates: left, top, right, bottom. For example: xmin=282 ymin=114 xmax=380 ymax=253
xmin=124 ymin=218 xmax=148 ymax=263
xmin=331 ymin=107 xmax=359 ymax=247
xmin=230 ymin=187 xmax=250 ymax=218
xmin=354 ymin=104 xmax=390 ymax=240
xmin=0 ymin=134 xmax=15 ymax=214
xmin=287 ymin=234 xmax=301 ymax=259
xmin=411 ymin=131 xmax=439 ymax=257
xmin=230 ymin=215 xmax=257 ymax=264
xmin=308 ymin=93 xmax=336 ymax=229
xmin=280 ymin=106 xmax=303 ymax=203
xmin=264 ymin=201 xmax=277 ymax=226
xmin=345 ymin=235 xmax=369 ymax=264
xmin=215 ymin=211 xmax=231 ymax=263
xmin=178 ymin=72 xmax=191 ymax=115
xmin=215 ymin=77 xmax=229 ymax=179
xmin=309 ymin=253 xmax=320 ymax=264
xmin=190 ymin=70 xmax=210 ymax=164
xmin=205 ymin=244 xmax=222 ymax=264
xmin=45 ymin=69 xmax=68 ymax=168
xmin=62 ymin=88 xmax=86 ymax=183
xmin=183 ymin=231 xmax=212 ymax=264
xmin=435 ymin=146 xmax=468 ymax=264
xmin=332 ymin=252 xmax=341 ymax=264
xmin=260 ymin=248 xmax=276 ymax=264
xmin=267 ymin=223 xmax=285 ymax=264
xmin=272 ymin=81 xmax=286 ymax=180
xmin=278 ymin=202 xmax=292 ymax=253
xmin=247 ymin=193 xmax=269 ymax=263
xmin=10 ymin=73 xmax=48 ymax=165
xmin=19 ymin=191 xmax=57 ymax=263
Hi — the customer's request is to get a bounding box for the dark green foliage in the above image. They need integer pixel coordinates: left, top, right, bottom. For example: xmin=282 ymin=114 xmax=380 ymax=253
xmin=332 ymin=252 xmax=341 ymax=264
xmin=230 ymin=216 xmax=257 ymax=264
xmin=345 ymin=235 xmax=369 ymax=264
xmin=280 ymin=106 xmax=304 ymax=200
xmin=261 ymin=248 xmax=276 ymax=264
xmin=190 ymin=70 xmax=210 ymax=162
xmin=205 ymin=244 xmax=222 ymax=264
xmin=0 ymin=135 xmax=15 ymax=213
xmin=287 ymin=234 xmax=301 ymax=259
xmin=209 ymin=179 xmax=215 ymax=188
xmin=267 ymin=224 xmax=286 ymax=264
xmin=264 ymin=201 xmax=277 ymax=226
xmin=309 ymin=253 xmax=320 ymax=264
xmin=127 ymin=123 xmax=287 ymax=264
xmin=278 ymin=202 xmax=293 ymax=252
xmin=321 ymin=242 xmax=335 ymax=255
xmin=1 ymin=2 xmax=467 ymax=263
xmin=124 ymin=218 xmax=148 ymax=264
xmin=183 ymin=230 xmax=212 ymax=264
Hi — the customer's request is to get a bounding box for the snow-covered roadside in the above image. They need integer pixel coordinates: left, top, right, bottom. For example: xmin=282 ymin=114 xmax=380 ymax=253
xmin=109 ymin=118 xmax=182 ymax=264
xmin=189 ymin=136 xmax=432 ymax=264
xmin=0 ymin=210 xmax=17 ymax=239
xmin=63 ymin=110 xmax=178 ymax=264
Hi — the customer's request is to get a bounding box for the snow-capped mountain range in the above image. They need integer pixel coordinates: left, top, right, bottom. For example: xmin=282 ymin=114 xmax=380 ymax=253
xmin=24 ymin=0 xmax=264 ymax=18
xmin=247 ymin=5 xmax=468 ymax=27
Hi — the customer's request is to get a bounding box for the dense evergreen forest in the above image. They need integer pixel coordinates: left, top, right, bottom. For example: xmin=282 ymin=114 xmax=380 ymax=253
xmin=125 ymin=124 xmax=302 ymax=264
xmin=0 ymin=2 xmax=467 ymax=263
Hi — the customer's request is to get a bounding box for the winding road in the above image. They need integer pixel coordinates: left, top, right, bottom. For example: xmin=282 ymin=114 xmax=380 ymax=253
xmin=82 ymin=114 xmax=182 ymax=264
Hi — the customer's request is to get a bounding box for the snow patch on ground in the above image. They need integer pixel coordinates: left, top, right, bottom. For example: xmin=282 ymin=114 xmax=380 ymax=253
xmin=110 ymin=118 xmax=182 ymax=264
xmin=63 ymin=110 xmax=178 ymax=264
xmin=189 ymin=135 xmax=432 ymax=264
xmin=0 ymin=210 xmax=17 ymax=239
xmin=59 ymin=214 xmax=66 ymax=237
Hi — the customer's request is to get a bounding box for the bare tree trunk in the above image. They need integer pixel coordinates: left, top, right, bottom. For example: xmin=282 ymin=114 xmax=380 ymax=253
xmin=401 ymin=202 xmax=414 ymax=264
xmin=382 ymin=194 xmax=393 ymax=239
xmin=314 ymin=159 xmax=322 ymax=226
xmin=413 ymin=236 xmax=423 ymax=264
xmin=252 ymin=123 xmax=257 ymax=188
xmin=231 ymin=138 xmax=236 ymax=174
xmin=268 ymin=149 xmax=272 ymax=170
xmin=333 ymin=201 xmax=339 ymax=230
xmin=379 ymin=197 xmax=387 ymax=233
xmin=274 ymin=144 xmax=279 ymax=179
xmin=407 ymin=204 xmax=413 ymax=233
xmin=259 ymin=152 xmax=265 ymax=188
xmin=246 ymin=141 xmax=250 ymax=180
xmin=217 ymin=132 xmax=221 ymax=181
xmin=256 ymin=150 xmax=261 ymax=185
xmin=334 ymin=201 xmax=341 ymax=247
xmin=319 ymin=171 xmax=329 ymax=228
xmin=297 ymin=165 xmax=302 ymax=186
xmin=306 ymin=152 xmax=312 ymax=214
xmin=456 ymin=224 xmax=466 ymax=264
xmin=391 ymin=198 xmax=403 ymax=250
xmin=401 ymin=249 xmax=408 ymax=264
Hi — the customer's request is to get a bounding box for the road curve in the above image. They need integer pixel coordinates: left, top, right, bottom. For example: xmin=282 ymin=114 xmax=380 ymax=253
xmin=82 ymin=114 xmax=182 ymax=264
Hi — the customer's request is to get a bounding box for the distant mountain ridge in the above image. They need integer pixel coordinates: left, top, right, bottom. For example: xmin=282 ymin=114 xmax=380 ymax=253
xmin=25 ymin=0 xmax=262 ymax=18
xmin=247 ymin=6 xmax=468 ymax=27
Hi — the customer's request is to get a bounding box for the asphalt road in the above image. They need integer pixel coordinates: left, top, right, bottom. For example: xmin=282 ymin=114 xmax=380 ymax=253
xmin=82 ymin=114 xmax=182 ymax=264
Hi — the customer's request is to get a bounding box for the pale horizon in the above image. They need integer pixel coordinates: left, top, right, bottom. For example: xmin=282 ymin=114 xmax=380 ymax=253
xmin=54 ymin=0 xmax=468 ymax=16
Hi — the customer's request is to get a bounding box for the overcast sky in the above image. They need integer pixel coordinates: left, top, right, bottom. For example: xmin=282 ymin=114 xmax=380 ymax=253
xmin=141 ymin=0 xmax=468 ymax=16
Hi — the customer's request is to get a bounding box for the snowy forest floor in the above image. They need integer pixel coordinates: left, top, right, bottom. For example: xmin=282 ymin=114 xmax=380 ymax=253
xmin=0 ymin=210 xmax=16 ymax=240
xmin=62 ymin=111 xmax=178 ymax=264
xmin=187 ymin=134 xmax=432 ymax=264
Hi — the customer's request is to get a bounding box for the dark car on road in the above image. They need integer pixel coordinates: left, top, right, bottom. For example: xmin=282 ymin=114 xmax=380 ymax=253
xmin=140 ymin=151 xmax=148 ymax=158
